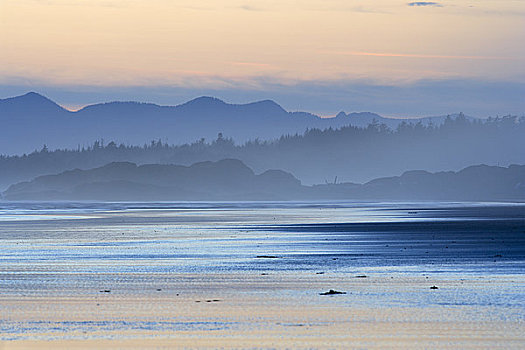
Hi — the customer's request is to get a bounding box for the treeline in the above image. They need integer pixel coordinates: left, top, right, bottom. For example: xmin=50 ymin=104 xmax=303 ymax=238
xmin=1 ymin=114 xmax=524 ymax=189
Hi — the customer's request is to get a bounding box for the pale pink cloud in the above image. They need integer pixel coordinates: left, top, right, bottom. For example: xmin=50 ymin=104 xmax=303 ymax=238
xmin=230 ymin=62 xmax=272 ymax=68
xmin=327 ymin=51 xmax=519 ymax=61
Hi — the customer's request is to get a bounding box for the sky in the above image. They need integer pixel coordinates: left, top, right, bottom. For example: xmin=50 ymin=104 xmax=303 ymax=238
xmin=1 ymin=0 xmax=524 ymax=116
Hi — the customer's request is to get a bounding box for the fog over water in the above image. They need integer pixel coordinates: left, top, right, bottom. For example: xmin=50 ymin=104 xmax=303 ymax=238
xmin=1 ymin=94 xmax=524 ymax=191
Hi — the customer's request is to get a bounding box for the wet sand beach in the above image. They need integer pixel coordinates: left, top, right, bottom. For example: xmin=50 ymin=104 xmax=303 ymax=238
xmin=0 ymin=201 xmax=524 ymax=349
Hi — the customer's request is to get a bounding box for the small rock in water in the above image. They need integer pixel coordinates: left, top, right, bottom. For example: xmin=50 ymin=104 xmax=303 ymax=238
xmin=320 ymin=289 xmax=346 ymax=295
xmin=430 ymin=286 xmax=439 ymax=290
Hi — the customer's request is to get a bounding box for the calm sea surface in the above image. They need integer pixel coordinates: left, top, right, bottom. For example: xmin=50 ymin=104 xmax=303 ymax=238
xmin=0 ymin=201 xmax=524 ymax=341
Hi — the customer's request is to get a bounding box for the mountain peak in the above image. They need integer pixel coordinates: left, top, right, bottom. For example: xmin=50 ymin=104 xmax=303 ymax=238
xmin=23 ymin=91 xmax=45 ymax=98
xmin=1 ymin=91 xmax=68 ymax=116
xmin=4 ymin=91 xmax=53 ymax=103
xmin=181 ymin=96 xmax=227 ymax=107
xmin=244 ymin=99 xmax=286 ymax=114
xmin=21 ymin=92 xmax=65 ymax=106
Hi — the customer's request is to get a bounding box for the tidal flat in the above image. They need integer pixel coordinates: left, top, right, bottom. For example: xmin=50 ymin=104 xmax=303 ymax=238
xmin=0 ymin=201 xmax=524 ymax=349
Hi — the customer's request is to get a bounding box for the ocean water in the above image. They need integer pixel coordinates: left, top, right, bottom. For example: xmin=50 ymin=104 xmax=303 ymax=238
xmin=0 ymin=200 xmax=524 ymax=342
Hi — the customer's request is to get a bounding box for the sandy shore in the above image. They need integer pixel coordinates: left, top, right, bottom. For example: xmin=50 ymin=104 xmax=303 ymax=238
xmin=1 ymin=272 xmax=523 ymax=349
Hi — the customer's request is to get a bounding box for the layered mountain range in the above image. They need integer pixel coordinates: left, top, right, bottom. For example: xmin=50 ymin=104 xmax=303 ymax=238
xmin=4 ymin=159 xmax=524 ymax=201
xmin=0 ymin=92 xmax=464 ymax=155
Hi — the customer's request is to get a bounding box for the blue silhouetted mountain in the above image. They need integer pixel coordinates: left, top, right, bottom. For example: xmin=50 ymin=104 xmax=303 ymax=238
xmin=1 ymin=91 xmax=523 ymax=190
xmin=314 ymin=164 xmax=525 ymax=201
xmin=0 ymin=112 xmax=523 ymax=190
xmin=0 ymin=92 xmax=463 ymax=155
xmin=333 ymin=110 xmax=473 ymax=129
xmin=3 ymin=159 xmax=303 ymax=201
xmin=3 ymin=161 xmax=523 ymax=201
xmin=0 ymin=92 xmax=69 ymax=118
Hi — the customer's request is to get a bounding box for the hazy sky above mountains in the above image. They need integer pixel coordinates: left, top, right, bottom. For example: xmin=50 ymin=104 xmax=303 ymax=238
xmin=1 ymin=0 xmax=524 ymax=116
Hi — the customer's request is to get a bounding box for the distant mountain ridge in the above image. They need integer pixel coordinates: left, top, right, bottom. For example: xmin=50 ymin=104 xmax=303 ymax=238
xmin=0 ymin=92 xmax=473 ymax=155
xmin=312 ymin=164 xmax=525 ymax=201
xmin=3 ymin=159 xmax=303 ymax=201
xmin=4 ymin=160 xmax=524 ymax=201
xmin=0 ymin=92 xmax=69 ymax=118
